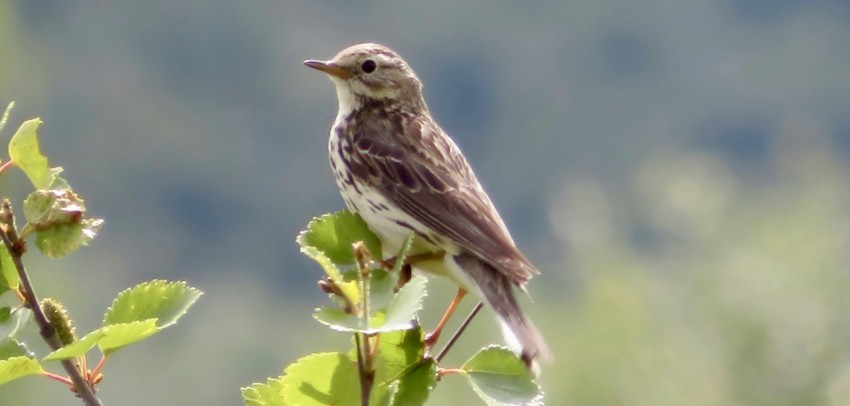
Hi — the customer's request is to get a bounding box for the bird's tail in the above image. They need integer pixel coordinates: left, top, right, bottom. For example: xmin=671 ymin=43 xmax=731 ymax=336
xmin=455 ymin=253 xmax=553 ymax=375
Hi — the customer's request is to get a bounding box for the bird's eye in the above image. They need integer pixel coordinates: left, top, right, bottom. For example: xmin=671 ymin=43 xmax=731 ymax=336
xmin=361 ymin=59 xmax=377 ymax=73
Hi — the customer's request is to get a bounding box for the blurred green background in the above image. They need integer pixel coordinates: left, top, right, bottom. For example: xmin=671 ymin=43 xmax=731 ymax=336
xmin=2 ymin=0 xmax=850 ymax=405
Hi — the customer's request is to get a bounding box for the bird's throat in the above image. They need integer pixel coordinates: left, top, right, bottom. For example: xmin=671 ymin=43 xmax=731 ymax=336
xmin=332 ymin=83 xmax=360 ymax=123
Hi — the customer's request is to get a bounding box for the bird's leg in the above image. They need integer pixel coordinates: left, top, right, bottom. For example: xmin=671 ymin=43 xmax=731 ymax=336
xmin=425 ymin=288 xmax=467 ymax=348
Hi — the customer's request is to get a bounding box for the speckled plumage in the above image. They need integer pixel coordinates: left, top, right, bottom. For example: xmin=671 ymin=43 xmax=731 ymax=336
xmin=306 ymin=43 xmax=551 ymax=368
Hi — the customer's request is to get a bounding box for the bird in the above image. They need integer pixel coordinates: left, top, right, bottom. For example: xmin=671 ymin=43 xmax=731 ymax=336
xmin=304 ymin=43 xmax=551 ymax=371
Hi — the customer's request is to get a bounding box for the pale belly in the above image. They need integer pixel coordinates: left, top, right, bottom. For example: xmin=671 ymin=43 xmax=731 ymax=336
xmin=338 ymin=180 xmax=479 ymax=294
xmin=340 ymin=179 xmax=434 ymax=256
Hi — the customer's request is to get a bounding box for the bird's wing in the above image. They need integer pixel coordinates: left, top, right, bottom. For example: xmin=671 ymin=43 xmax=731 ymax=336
xmin=344 ymin=112 xmax=537 ymax=285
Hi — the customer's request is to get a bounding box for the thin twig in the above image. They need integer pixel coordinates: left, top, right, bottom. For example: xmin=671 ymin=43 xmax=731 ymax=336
xmin=437 ymin=368 xmax=465 ymax=378
xmin=360 ymin=334 xmax=375 ymax=406
xmin=353 ymin=242 xmax=375 ymax=406
xmin=0 ymin=160 xmax=15 ymax=175
xmin=360 ymin=273 xmax=374 ymax=403
xmin=0 ymin=203 xmax=102 ymax=406
xmin=353 ymin=333 xmax=369 ymax=406
xmin=435 ymin=302 xmax=484 ymax=363
xmin=43 ymin=371 xmax=74 ymax=385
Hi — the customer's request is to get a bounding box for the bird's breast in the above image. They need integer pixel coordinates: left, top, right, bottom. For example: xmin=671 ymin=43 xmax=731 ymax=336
xmin=328 ymin=125 xmax=446 ymax=257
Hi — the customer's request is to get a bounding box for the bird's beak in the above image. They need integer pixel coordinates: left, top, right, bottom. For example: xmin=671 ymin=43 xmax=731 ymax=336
xmin=304 ymin=59 xmax=354 ymax=79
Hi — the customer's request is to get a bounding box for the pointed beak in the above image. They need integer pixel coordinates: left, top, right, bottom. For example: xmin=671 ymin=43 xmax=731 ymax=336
xmin=304 ymin=59 xmax=354 ymax=79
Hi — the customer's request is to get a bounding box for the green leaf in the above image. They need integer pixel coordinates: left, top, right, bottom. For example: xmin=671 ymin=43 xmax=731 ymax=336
xmin=313 ymin=306 xmax=358 ymax=331
xmin=104 ymin=280 xmax=202 ymax=328
xmin=370 ymin=385 xmax=394 ymax=406
xmin=98 ymin=319 xmax=159 ymax=354
xmin=390 ymin=359 xmax=437 ymax=406
xmin=390 ymin=234 xmax=415 ymax=274
xmin=368 ymin=270 xmax=396 ymax=313
xmin=0 ymin=308 xmax=31 ymax=339
xmin=298 ymin=211 xmax=382 ymax=265
xmin=280 ymin=352 xmax=361 ymax=406
xmin=22 ymin=189 xmax=103 ymax=258
xmin=0 ymin=356 xmax=43 ymax=386
xmin=381 ymin=276 xmax=427 ymax=332
xmin=0 ymin=343 xmax=42 ymax=391
xmin=8 ymin=118 xmax=51 ymax=189
xmin=43 ymin=319 xmax=161 ymax=360
xmin=314 ymin=276 xmax=426 ymax=334
xmin=0 ymin=243 xmax=19 ymax=292
xmin=313 ymin=307 xmax=386 ymax=333
xmin=461 ymin=346 xmax=543 ymax=406
xmin=344 ymin=268 xmax=393 ymax=312
xmin=43 ymin=329 xmax=105 ymax=361
xmin=241 ymin=377 xmax=286 ymax=406
xmin=302 ymin=245 xmax=345 ymax=281
xmin=34 ymin=219 xmax=103 ymax=258
xmin=374 ymin=330 xmax=432 ymax=406
xmin=303 ymin=246 xmax=360 ymax=305
xmin=46 ymin=167 xmax=70 ymax=190
xmin=23 ymin=189 xmax=84 ymax=226
xmin=0 ymin=339 xmax=31 ymax=360
xmin=45 ymin=281 xmax=203 ymax=358
xmin=96 ymin=280 xmax=202 ymax=354
xmin=0 ymin=101 xmax=13 ymax=135
xmin=375 ymin=327 xmax=426 ymax=384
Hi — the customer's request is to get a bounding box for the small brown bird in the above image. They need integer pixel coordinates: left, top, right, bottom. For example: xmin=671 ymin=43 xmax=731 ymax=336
xmin=305 ymin=43 xmax=551 ymax=370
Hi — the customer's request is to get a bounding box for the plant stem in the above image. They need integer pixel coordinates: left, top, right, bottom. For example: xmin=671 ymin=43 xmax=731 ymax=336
xmin=353 ymin=333 xmax=370 ymax=406
xmin=437 ymin=368 xmax=465 ymax=378
xmin=0 ymin=202 xmax=102 ymax=406
xmin=359 ymin=281 xmax=374 ymax=404
xmin=0 ymin=160 xmax=15 ymax=175
xmin=435 ymin=302 xmax=484 ymax=363
xmin=43 ymin=371 xmax=74 ymax=385
xmin=90 ymin=354 xmax=109 ymax=383
xmin=354 ymin=332 xmax=375 ymax=406
xmin=353 ymin=242 xmax=375 ymax=406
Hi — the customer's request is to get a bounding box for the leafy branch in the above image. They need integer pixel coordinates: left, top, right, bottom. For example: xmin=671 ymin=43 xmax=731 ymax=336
xmin=0 ymin=102 xmax=203 ymax=404
xmin=241 ymin=211 xmax=544 ymax=406
xmin=0 ymin=201 xmax=100 ymax=405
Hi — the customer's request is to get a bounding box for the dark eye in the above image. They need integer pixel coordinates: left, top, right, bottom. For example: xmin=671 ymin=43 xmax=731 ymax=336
xmin=361 ymin=59 xmax=377 ymax=73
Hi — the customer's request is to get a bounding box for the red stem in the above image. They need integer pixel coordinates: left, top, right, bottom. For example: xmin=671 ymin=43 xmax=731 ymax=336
xmin=90 ymin=355 xmax=108 ymax=383
xmin=0 ymin=160 xmax=15 ymax=175
xmin=43 ymin=371 xmax=74 ymax=386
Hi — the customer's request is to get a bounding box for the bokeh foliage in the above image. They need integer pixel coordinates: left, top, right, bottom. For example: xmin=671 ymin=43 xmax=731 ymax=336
xmin=535 ymin=150 xmax=850 ymax=406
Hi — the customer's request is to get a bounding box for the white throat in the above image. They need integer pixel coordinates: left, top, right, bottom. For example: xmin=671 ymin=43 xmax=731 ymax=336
xmin=331 ymin=78 xmax=360 ymax=123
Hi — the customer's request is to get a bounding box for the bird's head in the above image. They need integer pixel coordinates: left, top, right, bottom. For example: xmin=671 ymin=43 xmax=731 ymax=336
xmin=305 ymin=43 xmax=425 ymax=110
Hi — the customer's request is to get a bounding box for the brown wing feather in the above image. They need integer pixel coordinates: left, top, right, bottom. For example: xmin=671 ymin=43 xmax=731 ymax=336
xmin=346 ymin=109 xmax=537 ymax=285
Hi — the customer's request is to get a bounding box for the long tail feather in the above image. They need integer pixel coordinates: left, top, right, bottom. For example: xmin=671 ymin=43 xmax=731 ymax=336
xmin=455 ymin=253 xmax=552 ymax=374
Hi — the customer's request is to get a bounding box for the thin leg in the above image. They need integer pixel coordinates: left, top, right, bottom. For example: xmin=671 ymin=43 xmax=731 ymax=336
xmin=425 ymin=288 xmax=467 ymax=348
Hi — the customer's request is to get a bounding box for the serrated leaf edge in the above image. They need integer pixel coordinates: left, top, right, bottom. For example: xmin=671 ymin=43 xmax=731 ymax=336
xmin=103 ymin=279 xmax=203 ymax=328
